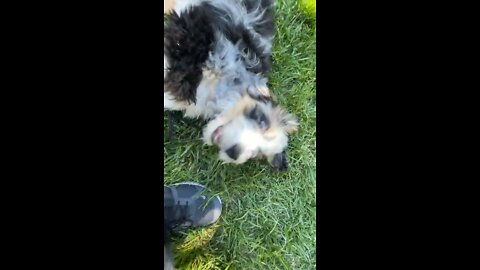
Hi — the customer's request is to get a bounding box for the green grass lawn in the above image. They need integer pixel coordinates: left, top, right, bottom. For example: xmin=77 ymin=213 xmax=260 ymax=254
xmin=164 ymin=0 xmax=316 ymax=269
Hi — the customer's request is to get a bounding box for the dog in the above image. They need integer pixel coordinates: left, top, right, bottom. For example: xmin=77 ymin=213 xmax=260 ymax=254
xmin=164 ymin=0 xmax=298 ymax=171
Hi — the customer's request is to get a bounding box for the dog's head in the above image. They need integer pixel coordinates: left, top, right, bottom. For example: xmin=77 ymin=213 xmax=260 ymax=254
xmin=203 ymin=94 xmax=298 ymax=171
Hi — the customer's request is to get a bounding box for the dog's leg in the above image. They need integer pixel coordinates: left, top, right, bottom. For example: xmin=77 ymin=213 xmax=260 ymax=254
xmin=164 ymin=92 xmax=188 ymax=111
xmin=164 ymin=93 xmax=185 ymax=140
xmin=165 ymin=53 xmax=183 ymax=111
xmin=167 ymin=111 xmax=176 ymax=140
xmin=164 ymin=53 xmax=189 ymax=111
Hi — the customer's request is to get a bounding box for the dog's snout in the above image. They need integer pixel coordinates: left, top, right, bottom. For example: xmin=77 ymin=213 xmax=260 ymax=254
xmin=272 ymin=152 xmax=288 ymax=172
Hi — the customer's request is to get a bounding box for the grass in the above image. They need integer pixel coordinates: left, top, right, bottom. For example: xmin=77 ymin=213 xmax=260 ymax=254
xmin=164 ymin=0 xmax=316 ymax=269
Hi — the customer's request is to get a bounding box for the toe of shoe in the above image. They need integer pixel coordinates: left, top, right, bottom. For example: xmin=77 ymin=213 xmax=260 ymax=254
xmin=195 ymin=196 xmax=222 ymax=227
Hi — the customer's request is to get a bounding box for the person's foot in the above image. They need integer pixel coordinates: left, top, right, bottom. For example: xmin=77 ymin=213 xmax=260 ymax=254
xmin=164 ymin=182 xmax=222 ymax=229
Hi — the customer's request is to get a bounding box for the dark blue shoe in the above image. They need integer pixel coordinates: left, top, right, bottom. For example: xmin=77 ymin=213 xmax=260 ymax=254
xmin=164 ymin=182 xmax=222 ymax=229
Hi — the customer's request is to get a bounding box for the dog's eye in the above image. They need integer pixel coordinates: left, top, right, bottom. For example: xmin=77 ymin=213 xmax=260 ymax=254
xmin=247 ymin=105 xmax=269 ymax=130
xmin=259 ymin=119 xmax=267 ymax=130
xmin=256 ymin=112 xmax=269 ymax=131
xmin=247 ymin=106 xmax=259 ymax=120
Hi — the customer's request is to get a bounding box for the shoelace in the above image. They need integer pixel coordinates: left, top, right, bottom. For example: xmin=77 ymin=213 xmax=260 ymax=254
xmin=166 ymin=201 xmax=193 ymax=229
xmin=174 ymin=201 xmax=188 ymax=221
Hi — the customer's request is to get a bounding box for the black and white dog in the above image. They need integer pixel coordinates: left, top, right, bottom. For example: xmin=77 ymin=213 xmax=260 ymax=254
xmin=164 ymin=0 xmax=298 ymax=171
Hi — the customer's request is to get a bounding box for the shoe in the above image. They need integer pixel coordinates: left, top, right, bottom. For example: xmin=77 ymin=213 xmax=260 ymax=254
xmin=164 ymin=182 xmax=222 ymax=229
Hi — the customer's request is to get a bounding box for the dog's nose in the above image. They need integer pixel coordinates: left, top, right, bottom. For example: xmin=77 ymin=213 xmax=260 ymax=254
xmin=272 ymin=152 xmax=288 ymax=172
xmin=225 ymin=144 xmax=241 ymax=160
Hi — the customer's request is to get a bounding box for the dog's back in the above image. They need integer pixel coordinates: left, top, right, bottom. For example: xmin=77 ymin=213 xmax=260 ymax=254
xmin=164 ymin=0 xmax=275 ymax=104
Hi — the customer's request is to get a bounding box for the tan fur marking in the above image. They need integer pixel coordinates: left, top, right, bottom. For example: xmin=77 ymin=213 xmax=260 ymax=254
xmin=222 ymin=96 xmax=256 ymax=121
xmin=220 ymin=95 xmax=297 ymax=138
xmin=164 ymin=0 xmax=175 ymax=14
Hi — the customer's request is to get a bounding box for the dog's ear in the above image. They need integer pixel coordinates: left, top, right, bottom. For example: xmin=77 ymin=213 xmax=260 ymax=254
xmin=269 ymin=151 xmax=288 ymax=172
xmin=279 ymin=110 xmax=299 ymax=134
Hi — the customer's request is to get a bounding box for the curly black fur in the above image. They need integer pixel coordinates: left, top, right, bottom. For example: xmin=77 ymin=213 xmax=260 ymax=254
xmin=205 ymin=0 xmax=274 ymax=75
xmin=243 ymin=0 xmax=275 ymax=38
xmin=164 ymin=0 xmax=275 ymax=103
xmin=164 ymin=5 xmax=215 ymax=104
xmin=238 ymin=29 xmax=272 ymax=75
xmin=241 ymin=0 xmax=275 ymax=75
